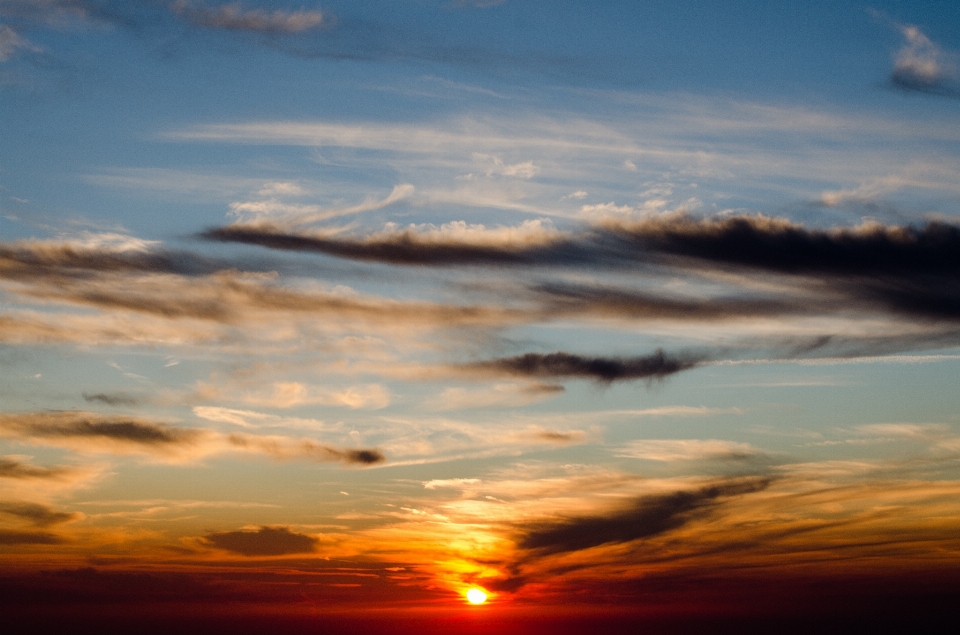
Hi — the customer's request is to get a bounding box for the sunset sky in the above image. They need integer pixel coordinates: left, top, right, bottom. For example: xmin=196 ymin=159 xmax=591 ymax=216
xmin=3 ymin=1 xmax=960 ymax=632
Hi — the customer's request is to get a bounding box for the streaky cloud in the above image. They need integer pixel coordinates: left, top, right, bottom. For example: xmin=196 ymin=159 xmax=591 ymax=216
xmin=0 ymin=411 xmax=203 ymax=449
xmin=0 ymin=457 xmax=70 ymax=480
xmin=515 ymin=476 xmax=772 ymax=556
xmin=226 ymin=433 xmax=385 ymax=465
xmin=82 ymin=392 xmax=141 ymax=407
xmin=0 ymin=530 xmax=63 ymax=545
xmin=0 ymin=237 xmax=226 ymax=278
xmin=463 ymin=349 xmax=703 ymax=383
xmin=605 ymin=215 xmax=960 ymax=277
xmin=0 ymin=501 xmax=79 ymax=527
xmin=170 ymin=1 xmax=324 ymax=34
xmin=201 ymin=221 xmax=577 ymax=266
xmin=204 ymin=214 xmax=960 ymax=278
xmin=201 ymin=525 xmax=317 ymax=556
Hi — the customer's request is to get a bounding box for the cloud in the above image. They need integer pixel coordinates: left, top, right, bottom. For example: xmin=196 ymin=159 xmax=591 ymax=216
xmin=200 ymin=525 xmax=317 ymax=556
xmin=890 ymin=24 xmax=959 ymax=96
xmin=170 ymin=1 xmax=324 ymax=34
xmin=0 ymin=1 xmax=94 ymax=23
xmin=430 ymin=382 xmax=564 ymax=410
xmin=202 ymin=216 xmax=565 ymax=265
xmin=239 ymin=382 xmax=391 ymax=410
xmin=203 ymin=213 xmax=960 ymax=321
xmin=1 ymin=256 xmax=526 ymax=330
xmin=518 ymin=428 xmax=586 ymax=444
xmin=82 ymin=392 xmax=142 ymax=407
xmin=0 ymin=412 xmax=386 ymax=466
xmin=225 ymin=433 xmax=386 ymax=465
xmin=0 ymin=234 xmax=225 ymax=278
xmin=463 ymin=349 xmax=703 ymax=383
xmin=0 ymin=501 xmax=79 ymax=526
xmin=0 ymin=529 xmax=62 ymax=544
xmin=0 ymin=23 xmax=38 ymax=61
xmin=0 ymin=457 xmax=70 ymax=480
xmin=424 ymin=478 xmax=481 ymax=490
xmin=532 ymin=281 xmax=817 ymax=322
xmin=0 ymin=412 xmax=204 ymax=454
xmin=228 ymin=184 xmax=415 ymax=225
xmin=616 ymin=439 xmax=761 ymax=462
xmin=514 ymin=476 xmax=771 ymax=556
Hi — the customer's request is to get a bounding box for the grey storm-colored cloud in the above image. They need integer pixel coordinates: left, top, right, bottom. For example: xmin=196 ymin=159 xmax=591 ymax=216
xmin=201 ymin=525 xmax=317 ymax=556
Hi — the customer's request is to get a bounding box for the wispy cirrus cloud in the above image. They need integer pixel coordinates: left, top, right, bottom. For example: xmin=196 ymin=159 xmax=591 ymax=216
xmin=0 ymin=23 xmax=37 ymax=60
xmin=170 ymin=1 xmax=324 ymax=34
xmin=616 ymin=439 xmax=762 ymax=462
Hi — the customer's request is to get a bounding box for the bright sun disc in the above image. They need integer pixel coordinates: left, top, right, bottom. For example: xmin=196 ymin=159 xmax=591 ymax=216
xmin=466 ymin=588 xmax=487 ymax=604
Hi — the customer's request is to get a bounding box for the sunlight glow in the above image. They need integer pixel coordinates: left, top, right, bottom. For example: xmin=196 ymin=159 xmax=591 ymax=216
xmin=466 ymin=588 xmax=488 ymax=604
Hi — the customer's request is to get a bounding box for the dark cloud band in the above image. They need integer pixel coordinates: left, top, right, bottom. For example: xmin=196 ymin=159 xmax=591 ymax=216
xmin=201 ymin=526 xmax=317 ymax=556
xmin=465 ymin=349 xmax=703 ymax=383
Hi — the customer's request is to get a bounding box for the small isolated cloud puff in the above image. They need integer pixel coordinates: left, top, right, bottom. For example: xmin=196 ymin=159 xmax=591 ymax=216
xmin=890 ymin=24 xmax=958 ymax=95
xmin=171 ymin=1 xmax=324 ymax=34
xmin=201 ymin=525 xmax=317 ymax=556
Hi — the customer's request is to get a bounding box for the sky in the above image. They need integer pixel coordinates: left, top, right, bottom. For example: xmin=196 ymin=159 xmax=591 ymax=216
xmin=2 ymin=1 xmax=960 ymax=632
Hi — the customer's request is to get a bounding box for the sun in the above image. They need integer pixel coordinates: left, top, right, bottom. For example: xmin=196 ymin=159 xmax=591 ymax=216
xmin=466 ymin=588 xmax=488 ymax=605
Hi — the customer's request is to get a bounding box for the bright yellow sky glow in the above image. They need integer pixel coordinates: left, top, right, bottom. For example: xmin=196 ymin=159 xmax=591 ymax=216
xmin=466 ymin=588 xmax=488 ymax=605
